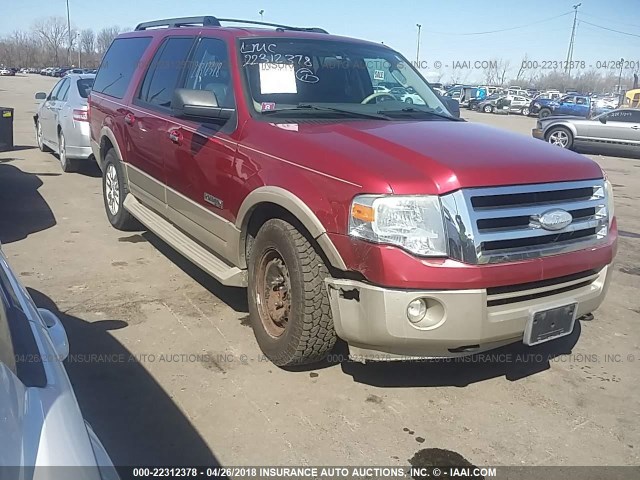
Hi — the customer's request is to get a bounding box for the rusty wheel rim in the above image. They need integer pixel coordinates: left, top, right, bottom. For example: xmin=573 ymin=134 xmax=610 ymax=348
xmin=256 ymin=248 xmax=291 ymax=338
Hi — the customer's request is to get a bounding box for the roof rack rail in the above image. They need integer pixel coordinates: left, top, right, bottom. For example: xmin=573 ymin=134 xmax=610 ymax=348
xmin=135 ymin=16 xmax=221 ymax=31
xmin=217 ymin=18 xmax=329 ymax=34
xmin=134 ymin=16 xmax=328 ymax=34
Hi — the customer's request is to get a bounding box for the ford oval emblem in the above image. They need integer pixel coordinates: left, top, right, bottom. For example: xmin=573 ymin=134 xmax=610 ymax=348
xmin=537 ymin=209 xmax=573 ymax=231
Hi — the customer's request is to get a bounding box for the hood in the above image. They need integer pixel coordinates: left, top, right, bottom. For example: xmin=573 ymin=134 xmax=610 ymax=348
xmin=247 ymin=120 xmax=603 ymax=195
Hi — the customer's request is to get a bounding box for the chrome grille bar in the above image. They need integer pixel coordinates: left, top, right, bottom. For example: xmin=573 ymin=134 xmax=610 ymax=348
xmin=440 ymin=179 xmax=609 ymax=265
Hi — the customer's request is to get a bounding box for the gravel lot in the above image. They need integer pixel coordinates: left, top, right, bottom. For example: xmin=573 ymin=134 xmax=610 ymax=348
xmin=1 ymin=75 xmax=639 ymax=469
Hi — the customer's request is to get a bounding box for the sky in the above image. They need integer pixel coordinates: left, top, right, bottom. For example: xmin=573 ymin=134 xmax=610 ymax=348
xmin=1 ymin=0 xmax=638 ymax=81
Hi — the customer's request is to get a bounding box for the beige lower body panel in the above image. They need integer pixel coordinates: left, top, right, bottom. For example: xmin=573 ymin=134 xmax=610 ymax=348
xmin=326 ymin=265 xmax=612 ymax=361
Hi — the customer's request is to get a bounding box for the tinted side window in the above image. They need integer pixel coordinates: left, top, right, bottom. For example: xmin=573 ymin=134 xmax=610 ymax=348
xmin=58 ymin=78 xmax=71 ymax=102
xmin=0 ymin=265 xmax=46 ymax=387
xmin=0 ymin=292 xmax=16 ymax=375
xmin=183 ymin=38 xmax=235 ymax=109
xmin=48 ymin=79 xmax=65 ymax=101
xmin=93 ymin=37 xmax=152 ymax=99
xmin=608 ymin=110 xmax=640 ymax=123
xmin=139 ymin=37 xmax=194 ymax=109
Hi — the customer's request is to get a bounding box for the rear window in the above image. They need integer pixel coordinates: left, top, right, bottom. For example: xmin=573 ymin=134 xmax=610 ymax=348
xmin=93 ymin=37 xmax=152 ymax=99
xmin=77 ymin=78 xmax=94 ymax=98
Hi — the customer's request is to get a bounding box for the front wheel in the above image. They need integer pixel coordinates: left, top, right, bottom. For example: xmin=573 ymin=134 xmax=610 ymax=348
xmin=36 ymin=120 xmax=52 ymax=152
xmin=248 ymin=219 xmax=336 ymax=367
xmin=521 ymin=107 xmax=530 ymax=116
xmin=102 ymin=149 xmax=140 ymax=230
xmin=539 ymin=108 xmax=552 ymax=118
xmin=546 ymin=126 xmax=574 ymax=149
xmin=483 ymin=104 xmax=493 ymax=113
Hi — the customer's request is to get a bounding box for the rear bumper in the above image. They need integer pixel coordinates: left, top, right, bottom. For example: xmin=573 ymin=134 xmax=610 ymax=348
xmin=326 ymin=265 xmax=612 ymax=361
xmin=65 ymin=145 xmax=93 ymax=160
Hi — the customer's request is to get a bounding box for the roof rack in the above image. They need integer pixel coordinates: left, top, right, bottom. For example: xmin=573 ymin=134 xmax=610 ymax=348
xmin=134 ymin=15 xmax=328 ymax=34
xmin=217 ymin=18 xmax=328 ymax=34
xmin=135 ymin=16 xmax=221 ymax=31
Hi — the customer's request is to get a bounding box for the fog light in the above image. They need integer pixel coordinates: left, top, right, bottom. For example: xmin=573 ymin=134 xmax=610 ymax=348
xmin=407 ymin=298 xmax=428 ymax=324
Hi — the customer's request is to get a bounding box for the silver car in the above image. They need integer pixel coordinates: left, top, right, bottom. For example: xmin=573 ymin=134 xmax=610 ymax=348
xmin=532 ymin=108 xmax=640 ymax=155
xmin=34 ymin=74 xmax=95 ymax=172
xmin=0 ymin=242 xmax=118 ymax=478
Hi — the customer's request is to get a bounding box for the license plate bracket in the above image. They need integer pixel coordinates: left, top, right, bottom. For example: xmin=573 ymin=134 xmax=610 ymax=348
xmin=524 ymin=303 xmax=577 ymax=346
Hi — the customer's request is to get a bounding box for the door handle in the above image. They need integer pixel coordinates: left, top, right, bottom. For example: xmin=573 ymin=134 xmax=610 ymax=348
xmin=168 ymin=129 xmax=183 ymax=145
xmin=124 ymin=113 xmax=135 ymax=126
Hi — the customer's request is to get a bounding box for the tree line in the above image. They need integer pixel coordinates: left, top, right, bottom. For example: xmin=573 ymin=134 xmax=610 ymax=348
xmin=0 ymin=16 xmax=128 ymax=69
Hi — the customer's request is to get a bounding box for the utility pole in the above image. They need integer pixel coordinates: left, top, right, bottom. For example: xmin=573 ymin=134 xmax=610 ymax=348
xmin=565 ymin=3 xmax=581 ymax=77
xmin=416 ymin=24 xmax=422 ymax=66
xmin=618 ymin=57 xmax=625 ymax=94
xmin=66 ymin=0 xmax=72 ymax=66
xmin=259 ymin=10 xmax=264 ymax=21
xmin=77 ymin=32 xmax=81 ymax=68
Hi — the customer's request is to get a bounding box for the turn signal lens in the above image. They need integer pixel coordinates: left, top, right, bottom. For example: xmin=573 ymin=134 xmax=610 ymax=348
xmin=351 ymin=203 xmax=375 ymax=223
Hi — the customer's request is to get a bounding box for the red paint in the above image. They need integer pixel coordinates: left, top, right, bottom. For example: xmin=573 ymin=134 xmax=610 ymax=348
xmin=89 ymin=26 xmax=616 ymax=290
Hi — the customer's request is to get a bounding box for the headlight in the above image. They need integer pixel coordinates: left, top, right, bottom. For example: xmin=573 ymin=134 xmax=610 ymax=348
xmin=349 ymin=195 xmax=447 ymax=256
xmin=534 ymin=102 xmax=540 ymax=108
xmin=605 ymin=179 xmax=615 ymax=226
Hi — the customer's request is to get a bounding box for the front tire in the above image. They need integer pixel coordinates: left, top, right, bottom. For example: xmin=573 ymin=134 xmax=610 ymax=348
xmin=539 ymin=108 xmax=552 ymax=118
xmin=36 ymin=120 xmax=52 ymax=152
xmin=248 ymin=219 xmax=336 ymax=367
xmin=546 ymin=126 xmax=574 ymax=149
xmin=483 ymin=104 xmax=493 ymax=113
xmin=102 ymin=149 xmax=140 ymax=230
xmin=521 ymin=107 xmax=530 ymax=116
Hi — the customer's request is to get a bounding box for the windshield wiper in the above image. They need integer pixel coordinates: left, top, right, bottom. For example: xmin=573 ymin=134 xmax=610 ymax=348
xmin=377 ymin=107 xmax=463 ymax=121
xmin=262 ymin=103 xmax=391 ymax=120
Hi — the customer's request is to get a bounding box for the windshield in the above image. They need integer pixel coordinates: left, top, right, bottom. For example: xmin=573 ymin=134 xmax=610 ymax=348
xmin=238 ymin=38 xmax=453 ymax=119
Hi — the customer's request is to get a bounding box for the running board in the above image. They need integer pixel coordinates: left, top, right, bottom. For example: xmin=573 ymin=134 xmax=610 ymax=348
xmin=123 ymin=194 xmax=247 ymax=287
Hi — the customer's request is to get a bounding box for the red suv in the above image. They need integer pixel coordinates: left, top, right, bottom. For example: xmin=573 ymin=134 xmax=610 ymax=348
xmin=89 ymin=16 xmax=617 ymax=366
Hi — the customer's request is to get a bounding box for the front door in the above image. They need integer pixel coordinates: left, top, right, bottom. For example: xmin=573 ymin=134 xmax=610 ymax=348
xmin=164 ymin=36 xmax=240 ymax=259
xmin=40 ymin=79 xmax=66 ymax=144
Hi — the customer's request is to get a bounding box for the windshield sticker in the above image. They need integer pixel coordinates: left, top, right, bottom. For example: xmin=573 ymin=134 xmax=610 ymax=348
xmin=295 ymin=68 xmax=319 ymax=84
xmin=259 ymin=63 xmax=298 ymax=94
xmin=373 ymin=70 xmax=385 ymax=81
xmin=261 ymin=102 xmax=277 ymax=112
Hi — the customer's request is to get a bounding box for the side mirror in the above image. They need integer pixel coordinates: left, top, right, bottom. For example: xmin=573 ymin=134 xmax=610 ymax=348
xmin=38 ymin=308 xmax=69 ymax=361
xmin=442 ymin=96 xmax=460 ymax=118
xmin=171 ymin=88 xmax=234 ymax=121
xmin=599 ymin=116 xmax=607 ymax=124
xmin=35 ymin=92 xmax=47 ymax=101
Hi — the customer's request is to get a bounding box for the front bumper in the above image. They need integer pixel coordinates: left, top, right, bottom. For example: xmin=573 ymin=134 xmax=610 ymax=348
xmin=532 ymin=128 xmax=544 ymax=139
xmin=326 ymin=265 xmax=612 ymax=361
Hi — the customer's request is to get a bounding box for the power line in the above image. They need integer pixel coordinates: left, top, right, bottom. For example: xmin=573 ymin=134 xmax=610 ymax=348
xmin=428 ymin=11 xmax=573 ymax=36
xmin=578 ymin=20 xmax=640 ymax=38
xmin=579 ymin=12 xmax=640 ymax=30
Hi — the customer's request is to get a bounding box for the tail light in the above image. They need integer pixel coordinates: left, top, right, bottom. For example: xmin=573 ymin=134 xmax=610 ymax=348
xmin=73 ymin=108 xmax=88 ymax=122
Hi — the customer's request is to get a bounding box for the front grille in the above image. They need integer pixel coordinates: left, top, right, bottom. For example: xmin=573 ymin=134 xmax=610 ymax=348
xmin=440 ymin=179 xmax=610 ymax=264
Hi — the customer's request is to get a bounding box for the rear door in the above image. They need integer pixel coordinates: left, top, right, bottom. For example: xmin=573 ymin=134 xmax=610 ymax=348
xmin=130 ymin=36 xmax=196 ymax=211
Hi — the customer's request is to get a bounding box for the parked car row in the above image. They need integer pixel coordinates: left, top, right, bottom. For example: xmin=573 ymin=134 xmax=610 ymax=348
xmin=40 ymin=67 xmax=98 ymax=77
xmin=0 ymin=67 xmax=17 ymax=76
